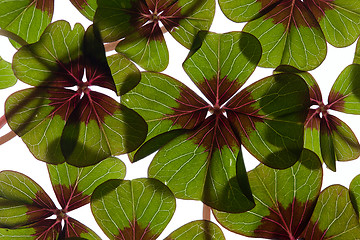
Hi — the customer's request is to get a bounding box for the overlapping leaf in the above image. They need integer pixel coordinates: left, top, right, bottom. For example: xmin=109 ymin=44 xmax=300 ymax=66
xmin=70 ymin=0 xmax=97 ymax=20
xmin=91 ymin=178 xmax=176 ymax=240
xmin=0 ymin=0 xmax=54 ymax=47
xmin=94 ymin=0 xmax=215 ymax=71
xmin=6 ymin=20 xmax=147 ymax=166
xmin=214 ymin=149 xmax=360 ymax=239
xmin=0 ymin=56 xmax=17 ymax=89
xmin=91 ymin=178 xmax=224 ymax=240
xmin=355 ymin=38 xmax=360 ymax=64
xmin=0 ymin=157 xmax=125 ymax=239
xmin=0 ymin=0 xmax=98 ymax=48
xmin=123 ymin=31 xmax=309 ymax=212
xmin=219 ymin=0 xmax=360 ymax=71
xmin=164 ymin=220 xmax=225 ymax=240
xmin=277 ymin=64 xmax=360 ymax=171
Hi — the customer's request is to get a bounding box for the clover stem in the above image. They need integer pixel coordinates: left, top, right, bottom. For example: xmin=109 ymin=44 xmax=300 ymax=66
xmin=203 ymin=204 xmax=211 ymax=221
xmin=0 ymin=130 xmax=17 ymax=145
xmin=0 ymin=29 xmax=28 ymax=47
xmin=0 ymin=115 xmax=6 ymax=129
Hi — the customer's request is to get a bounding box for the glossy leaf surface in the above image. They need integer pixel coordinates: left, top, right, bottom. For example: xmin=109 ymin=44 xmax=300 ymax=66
xmin=219 ymin=0 xmax=360 ymax=70
xmin=48 ymin=157 xmax=126 ymax=212
xmin=328 ymin=64 xmax=360 ymax=114
xmin=0 ymin=0 xmax=54 ymax=47
xmin=0 ymin=158 xmax=123 ymax=238
xmin=276 ymin=64 xmax=360 ymax=170
xmin=214 ymin=150 xmax=322 ymax=239
xmin=94 ymin=0 xmax=215 ymax=71
xmin=226 ymin=73 xmax=309 ymax=169
xmin=6 ymin=21 xmax=147 ymax=166
xmin=164 ymin=220 xmax=225 ymax=240
xmin=124 ymin=31 xmax=309 ymax=211
xmin=0 ymin=57 xmax=17 ymax=89
xmin=91 ymin=178 xmax=176 ymax=240
xmin=149 ymin=117 xmax=255 ymax=212
xmin=299 ymin=185 xmax=360 ymax=239
xmin=0 ymin=171 xmax=56 ymax=227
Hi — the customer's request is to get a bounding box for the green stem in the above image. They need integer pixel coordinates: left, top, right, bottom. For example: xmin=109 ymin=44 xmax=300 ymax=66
xmin=0 ymin=29 xmax=28 ymax=47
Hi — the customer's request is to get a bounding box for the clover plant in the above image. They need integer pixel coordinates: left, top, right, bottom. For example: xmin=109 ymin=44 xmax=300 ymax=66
xmin=0 ymin=0 xmax=360 ymax=239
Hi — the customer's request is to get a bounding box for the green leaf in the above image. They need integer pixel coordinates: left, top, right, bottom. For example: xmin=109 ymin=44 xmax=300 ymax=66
xmin=63 ymin=217 xmax=101 ymax=240
xmin=299 ymin=185 xmax=360 ymax=239
xmin=8 ymin=21 xmax=147 ymax=166
xmin=306 ymin=0 xmax=360 ymax=47
xmin=47 ymin=157 xmax=126 ymax=212
xmin=122 ymin=72 xmax=208 ymax=158
xmin=5 ymin=88 xmax=79 ymax=164
xmin=245 ymin=1 xmax=326 ymax=70
xmin=355 ymin=38 xmax=360 ymax=64
xmin=226 ymin=73 xmax=310 ymax=169
xmin=213 ymin=149 xmax=322 ymax=239
xmin=164 ymin=220 xmax=225 ymax=240
xmin=0 ymin=171 xmax=56 ymax=228
xmin=349 ymin=174 xmax=360 ymax=216
xmin=133 ymin=129 xmax=188 ymax=162
xmin=0 ymin=57 xmax=17 ymax=89
xmin=12 ymin=21 xmax=85 ymax=87
xmin=0 ymin=219 xmax=61 ymax=240
xmin=321 ymin=114 xmax=360 ymax=170
xmin=70 ymin=0 xmax=97 ymax=20
xmin=107 ymin=53 xmax=141 ymax=96
xmin=328 ymin=64 xmax=360 ymax=114
xmin=60 ymin=94 xmax=147 ymax=167
xmin=183 ymin=31 xmax=262 ymax=105
xmin=0 ymin=0 xmax=54 ymax=47
xmin=116 ymin=31 xmax=169 ymax=72
xmin=167 ymin=0 xmax=215 ymax=49
xmin=149 ymin=115 xmax=255 ymax=213
xmin=94 ymin=0 xmax=215 ymax=71
xmin=91 ymin=178 xmax=176 ymax=240
xmin=320 ymin=116 xmax=337 ymax=171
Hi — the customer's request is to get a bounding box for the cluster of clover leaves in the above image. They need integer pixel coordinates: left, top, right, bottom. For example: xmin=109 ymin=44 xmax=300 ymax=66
xmin=1 ymin=0 xmax=360 ymax=239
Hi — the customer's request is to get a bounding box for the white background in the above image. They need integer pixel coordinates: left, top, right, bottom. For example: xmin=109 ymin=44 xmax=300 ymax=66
xmin=0 ymin=0 xmax=359 ymax=239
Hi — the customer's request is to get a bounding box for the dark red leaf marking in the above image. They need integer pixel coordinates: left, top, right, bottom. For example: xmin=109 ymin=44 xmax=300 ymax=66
xmin=327 ymin=90 xmax=346 ymax=112
xmin=34 ymin=0 xmax=54 ymax=16
xmin=50 ymin=58 xmax=84 ymax=87
xmin=308 ymin=82 xmax=323 ymax=106
xmin=32 ymin=219 xmax=62 ymax=240
xmin=298 ymin=219 xmax=326 ymax=240
xmin=263 ymin=0 xmax=319 ymax=28
xmin=166 ymin=85 xmax=208 ymax=129
xmin=73 ymin=91 xmax=119 ymax=125
xmin=116 ymin=219 xmax=157 ymax=240
xmin=130 ymin=0 xmax=183 ymax=41
xmin=304 ymin=0 xmax=335 ymax=21
xmin=86 ymin=60 xmax=116 ymax=92
xmin=70 ymin=0 xmax=91 ymax=11
xmin=305 ymin=109 xmax=321 ymax=130
xmin=26 ymin=190 xmax=57 ymax=223
xmin=47 ymin=88 xmax=81 ymax=121
xmin=224 ymin=89 xmax=264 ymax=139
xmin=63 ymin=217 xmax=90 ymax=238
xmin=254 ymin=198 xmax=316 ymax=239
xmin=189 ymin=114 xmax=240 ymax=151
xmin=197 ymin=75 xmax=243 ymax=106
xmin=321 ymin=113 xmax=342 ymax=132
xmin=53 ymin=184 xmax=90 ymax=212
